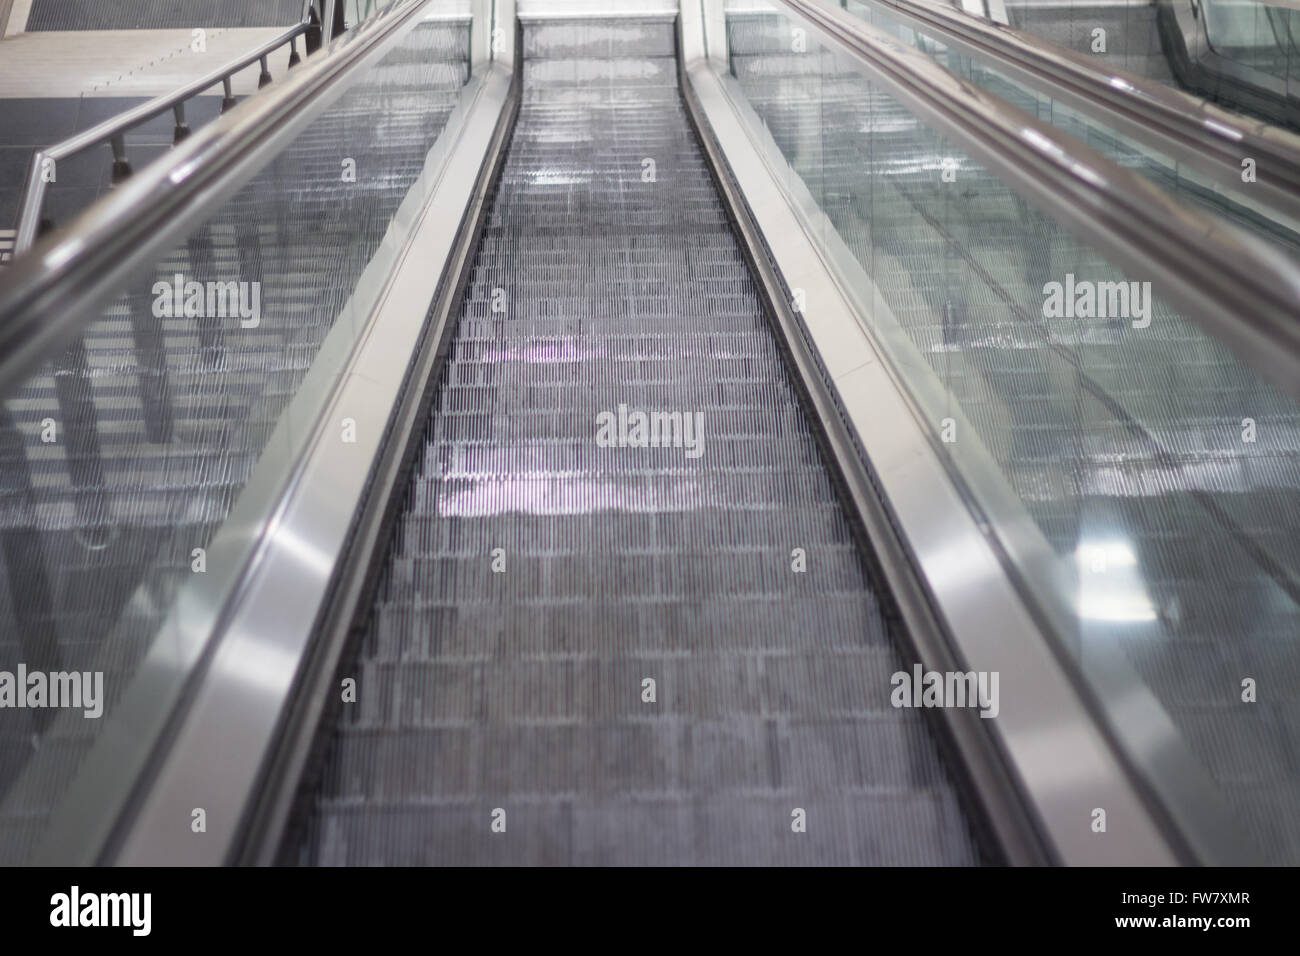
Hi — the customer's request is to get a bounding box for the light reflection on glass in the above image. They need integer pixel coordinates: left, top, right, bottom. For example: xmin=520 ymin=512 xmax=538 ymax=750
xmin=1076 ymin=538 xmax=1158 ymax=623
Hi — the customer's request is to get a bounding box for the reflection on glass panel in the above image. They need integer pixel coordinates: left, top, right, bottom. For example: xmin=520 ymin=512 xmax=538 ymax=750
xmin=0 ymin=19 xmax=472 ymax=863
xmin=998 ymin=0 xmax=1186 ymax=78
xmin=726 ymin=0 xmax=1300 ymax=862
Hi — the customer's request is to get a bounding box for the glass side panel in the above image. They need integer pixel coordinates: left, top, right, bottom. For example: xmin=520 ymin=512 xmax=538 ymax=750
xmin=0 ymin=14 xmax=472 ymax=863
xmin=724 ymin=0 xmax=1300 ymax=862
xmin=839 ymin=0 xmax=1300 ymax=262
xmin=11 ymin=0 xmax=471 ymax=270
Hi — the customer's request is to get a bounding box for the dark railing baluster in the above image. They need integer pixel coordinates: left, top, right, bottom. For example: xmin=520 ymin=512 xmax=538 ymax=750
xmin=172 ymin=102 xmax=191 ymax=144
xmin=221 ymin=76 xmax=238 ymax=114
xmin=15 ymin=16 xmax=315 ymax=259
xmin=27 ymin=220 xmax=112 ymax=549
xmin=109 ymin=134 xmax=132 ymax=185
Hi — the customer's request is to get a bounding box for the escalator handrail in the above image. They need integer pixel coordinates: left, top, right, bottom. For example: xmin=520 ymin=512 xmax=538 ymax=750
xmin=0 ymin=0 xmax=440 ymax=398
xmin=766 ymin=0 xmax=1300 ymax=400
xmin=853 ymin=0 xmax=1300 ymax=214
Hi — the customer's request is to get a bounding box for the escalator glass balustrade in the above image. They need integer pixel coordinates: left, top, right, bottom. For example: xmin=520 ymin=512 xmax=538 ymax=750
xmin=727 ymin=0 xmax=1300 ymax=863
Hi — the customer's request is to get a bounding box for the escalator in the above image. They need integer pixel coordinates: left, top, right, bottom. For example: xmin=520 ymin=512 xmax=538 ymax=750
xmin=283 ymin=18 xmax=986 ymax=865
xmin=964 ymin=0 xmax=1300 ymax=129
xmin=728 ymin=3 xmax=1300 ymax=863
xmin=0 ymin=0 xmax=1298 ymax=868
xmin=1156 ymin=0 xmax=1300 ymax=126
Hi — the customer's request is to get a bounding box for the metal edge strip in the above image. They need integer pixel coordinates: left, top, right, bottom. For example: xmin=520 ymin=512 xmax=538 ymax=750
xmin=517 ymin=11 xmax=679 ymax=19
xmin=517 ymin=0 xmax=678 ymax=17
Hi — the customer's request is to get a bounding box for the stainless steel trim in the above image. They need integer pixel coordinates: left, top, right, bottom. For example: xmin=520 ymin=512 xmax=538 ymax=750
xmin=0 ymin=0 xmax=458 ymax=399
xmin=3 ymin=0 xmax=30 ymax=36
xmin=702 ymin=0 xmax=730 ymax=66
xmin=240 ymin=50 xmax=521 ymax=867
xmin=681 ymin=0 xmax=708 ymax=63
xmin=473 ymin=0 xmax=517 ymax=69
xmin=682 ymin=4 xmax=1187 ymax=865
xmin=11 ymin=20 xmax=312 ymax=255
xmin=497 ymin=0 xmax=518 ymax=68
xmin=759 ymin=0 xmax=1300 ymax=406
xmin=844 ymin=0 xmax=1300 ymax=223
xmin=472 ymin=0 xmax=491 ymax=67
xmin=681 ymin=19 xmax=1048 ymax=866
xmin=104 ymin=63 xmax=515 ymax=868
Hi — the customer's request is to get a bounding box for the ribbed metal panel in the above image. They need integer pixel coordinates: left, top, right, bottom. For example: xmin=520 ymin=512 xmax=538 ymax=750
xmin=288 ymin=19 xmax=982 ymax=866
